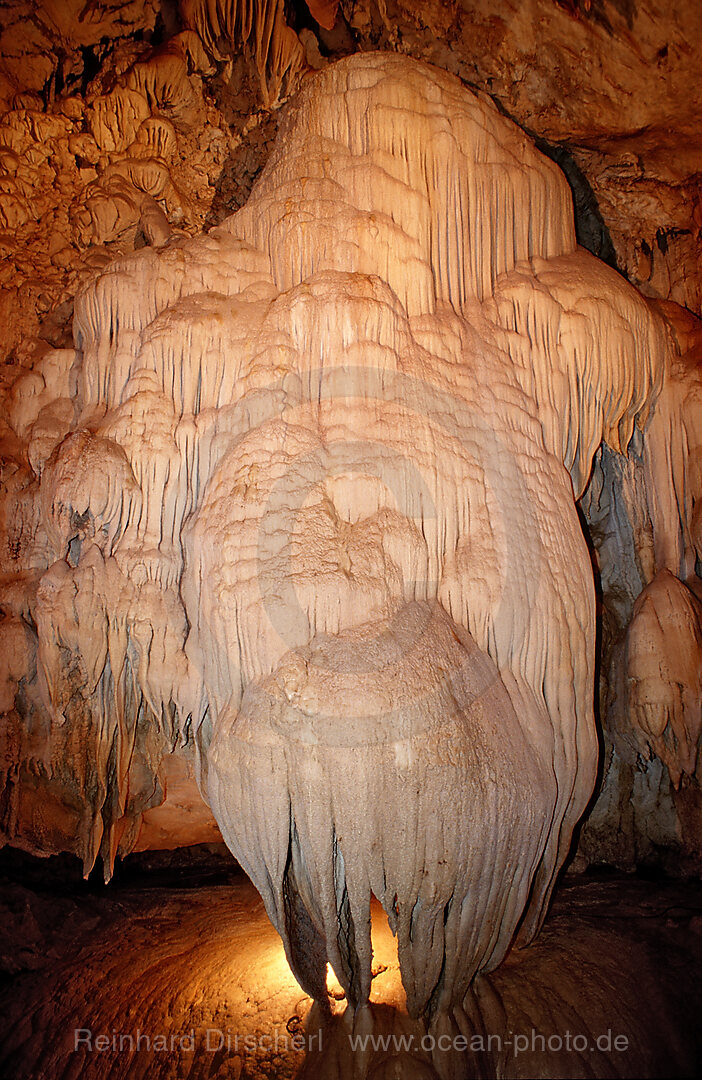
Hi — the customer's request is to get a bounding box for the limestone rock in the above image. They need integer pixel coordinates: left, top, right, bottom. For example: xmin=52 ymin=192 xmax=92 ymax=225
xmin=2 ymin=52 xmax=699 ymax=1014
xmin=0 ymin=0 xmax=701 ymax=1017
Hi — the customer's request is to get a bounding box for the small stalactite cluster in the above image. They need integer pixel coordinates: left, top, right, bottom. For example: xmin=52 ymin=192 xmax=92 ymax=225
xmin=178 ymin=0 xmax=306 ymax=107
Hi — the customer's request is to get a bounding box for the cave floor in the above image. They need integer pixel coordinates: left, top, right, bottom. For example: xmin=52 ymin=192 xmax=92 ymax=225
xmin=0 ymin=852 xmax=700 ymax=1080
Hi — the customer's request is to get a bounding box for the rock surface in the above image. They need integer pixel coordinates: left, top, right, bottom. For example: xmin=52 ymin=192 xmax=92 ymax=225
xmin=0 ymin=854 xmax=699 ymax=1079
xmin=0 ymin=0 xmax=700 ymax=1022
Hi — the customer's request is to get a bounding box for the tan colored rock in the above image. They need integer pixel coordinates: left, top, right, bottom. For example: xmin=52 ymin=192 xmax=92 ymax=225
xmin=621 ymin=569 xmax=702 ymax=786
xmin=3 ymin=53 xmax=697 ymax=1015
xmin=178 ymin=0 xmax=305 ymax=105
xmin=0 ymin=0 xmax=699 ymax=1007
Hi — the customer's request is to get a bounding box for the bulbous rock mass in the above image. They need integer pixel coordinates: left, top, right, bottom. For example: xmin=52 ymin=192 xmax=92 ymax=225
xmin=3 ymin=53 xmax=694 ymax=1017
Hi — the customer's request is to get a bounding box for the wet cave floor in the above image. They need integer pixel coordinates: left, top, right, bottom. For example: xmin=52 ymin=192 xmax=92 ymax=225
xmin=0 ymin=847 xmax=700 ymax=1080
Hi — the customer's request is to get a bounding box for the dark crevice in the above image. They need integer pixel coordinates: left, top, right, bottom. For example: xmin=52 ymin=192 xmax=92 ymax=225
xmin=656 ymin=226 xmax=691 ymax=255
xmin=80 ymin=44 xmax=103 ymax=95
xmin=284 ymin=0 xmax=354 ymax=55
xmin=283 ymin=817 xmax=330 ymax=1008
xmin=284 ymin=0 xmax=318 ymax=34
xmin=485 ymin=95 xmax=621 ymax=273
xmin=534 ymin=138 xmax=621 ymax=270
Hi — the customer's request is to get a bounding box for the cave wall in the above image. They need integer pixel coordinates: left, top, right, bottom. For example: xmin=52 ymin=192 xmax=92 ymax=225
xmin=0 ymin=0 xmax=700 ymax=951
xmin=1 ymin=1 xmax=701 ymax=361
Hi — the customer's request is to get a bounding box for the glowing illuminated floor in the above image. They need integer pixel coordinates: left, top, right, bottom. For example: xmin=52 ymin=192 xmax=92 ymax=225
xmin=0 ymin=852 xmax=699 ymax=1079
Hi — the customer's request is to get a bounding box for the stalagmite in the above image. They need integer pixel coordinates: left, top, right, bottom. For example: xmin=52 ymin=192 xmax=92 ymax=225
xmin=578 ymin=301 xmax=702 ymax=866
xmin=1 ymin=52 xmax=699 ymax=1016
xmin=616 ymin=570 xmax=702 ymax=786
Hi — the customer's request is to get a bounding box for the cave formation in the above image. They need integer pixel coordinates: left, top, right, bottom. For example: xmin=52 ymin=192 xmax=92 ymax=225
xmin=0 ymin=3 xmax=701 ymax=1079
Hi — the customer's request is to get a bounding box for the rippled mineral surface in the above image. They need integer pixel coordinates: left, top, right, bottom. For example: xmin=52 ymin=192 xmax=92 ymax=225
xmin=0 ymin=849 xmax=700 ymax=1080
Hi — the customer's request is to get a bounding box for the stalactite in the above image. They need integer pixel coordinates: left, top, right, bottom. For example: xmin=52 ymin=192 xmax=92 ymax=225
xmin=178 ymin=0 xmax=305 ymax=107
xmin=2 ymin=54 xmax=698 ymax=1013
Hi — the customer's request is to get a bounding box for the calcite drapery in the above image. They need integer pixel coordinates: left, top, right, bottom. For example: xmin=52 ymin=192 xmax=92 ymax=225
xmin=2 ymin=53 xmax=698 ymax=1016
